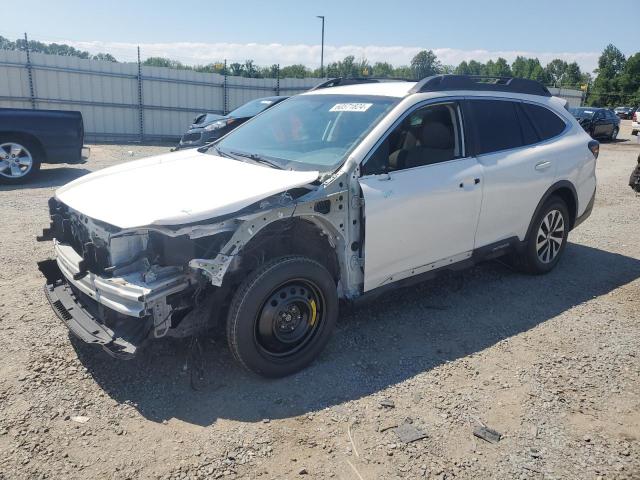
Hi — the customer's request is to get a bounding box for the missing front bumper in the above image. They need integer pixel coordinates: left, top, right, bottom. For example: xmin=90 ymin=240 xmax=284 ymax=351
xmin=38 ymin=259 xmax=151 ymax=359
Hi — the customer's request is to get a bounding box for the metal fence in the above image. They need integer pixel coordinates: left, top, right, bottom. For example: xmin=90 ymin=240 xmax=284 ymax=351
xmin=0 ymin=49 xmax=585 ymax=142
xmin=547 ymin=87 xmax=584 ymax=108
xmin=0 ymin=49 xmax=322 ymax=142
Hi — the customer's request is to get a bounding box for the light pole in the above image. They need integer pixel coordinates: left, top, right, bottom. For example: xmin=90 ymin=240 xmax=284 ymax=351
xmin=317 ymin=15 xmax=325 ymax=77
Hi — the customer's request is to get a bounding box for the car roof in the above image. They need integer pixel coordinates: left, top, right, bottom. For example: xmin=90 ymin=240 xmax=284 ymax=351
xmin=302 ymin=81 xmax=417 ymax=98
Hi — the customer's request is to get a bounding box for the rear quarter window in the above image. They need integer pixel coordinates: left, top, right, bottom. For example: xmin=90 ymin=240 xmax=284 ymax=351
xmin=522 ymin=103 xmax=567 ymax=141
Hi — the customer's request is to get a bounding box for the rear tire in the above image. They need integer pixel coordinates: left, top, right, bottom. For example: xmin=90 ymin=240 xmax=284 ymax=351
xmin=516 ymin=196 xmax=570 ymax=275
xmin=0 ymin=137 xmax=42 ymax=184
xmin=226 ymin=256 xmax=338 ymax=377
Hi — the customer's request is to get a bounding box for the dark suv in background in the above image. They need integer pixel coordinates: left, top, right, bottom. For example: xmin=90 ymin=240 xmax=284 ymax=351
xmin=177 ymin=96 xmax=288 ymax=149
xmin=569 ymin=107 xmax=620 ymax=141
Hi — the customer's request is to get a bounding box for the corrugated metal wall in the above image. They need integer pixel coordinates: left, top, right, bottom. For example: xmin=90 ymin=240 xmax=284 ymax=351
xmin=0 ymin=50 xmax=322 ymax=142
xmin=548 ymin=87 xmax=583 ymax=108
xmin=0 ymin=50 xmax=585 ymax=141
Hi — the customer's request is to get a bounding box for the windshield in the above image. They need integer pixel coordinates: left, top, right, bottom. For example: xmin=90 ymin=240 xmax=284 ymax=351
xmin=213 ymin=94 xmax=398 ymax=171
xmin=228 ymin=97 xmax=281 ymax=118
xmin=570 ymin=108 xmax=595 ymax=119
xmin=195 ymin=113 xmax=224 ymax=124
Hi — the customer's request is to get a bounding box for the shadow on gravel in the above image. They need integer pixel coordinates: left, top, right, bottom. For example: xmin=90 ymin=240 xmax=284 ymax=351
xmin=1 ymin=166 xmax=90 ymax=191
xmin=73 ymin=242 xmax=640 ymax=426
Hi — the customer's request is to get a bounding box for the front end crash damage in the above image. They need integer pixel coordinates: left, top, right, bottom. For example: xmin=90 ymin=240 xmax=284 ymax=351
xmin=38 ymin=173 xmax=362 ymax=358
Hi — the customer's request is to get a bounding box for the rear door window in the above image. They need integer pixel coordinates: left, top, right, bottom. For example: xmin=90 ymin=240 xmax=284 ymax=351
xmin=466 ymin=100 xmax=523 ymax=155
xmin=516 ymin=104 xmax=539 ymax=146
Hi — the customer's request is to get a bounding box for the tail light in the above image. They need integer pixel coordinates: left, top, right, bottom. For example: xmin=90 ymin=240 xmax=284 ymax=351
xmin=588 ymin=140 xmax=599 ymax=159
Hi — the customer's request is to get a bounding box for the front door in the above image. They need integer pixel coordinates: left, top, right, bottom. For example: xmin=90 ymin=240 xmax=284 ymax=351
xmin=358 ymin=102 xmax=483 ymax=292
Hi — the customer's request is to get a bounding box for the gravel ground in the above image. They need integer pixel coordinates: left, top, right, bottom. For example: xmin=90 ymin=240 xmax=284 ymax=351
xmin=0 ymin=124 xmax=639 ymax=480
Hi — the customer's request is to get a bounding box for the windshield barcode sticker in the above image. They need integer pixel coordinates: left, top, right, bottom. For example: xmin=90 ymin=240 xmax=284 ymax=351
xmin=329 ymin=103 xmax=373 ymax=112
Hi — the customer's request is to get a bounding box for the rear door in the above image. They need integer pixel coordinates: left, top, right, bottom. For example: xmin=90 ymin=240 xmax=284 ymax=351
xmin=465 ymin=99 xmax=566 ymax=247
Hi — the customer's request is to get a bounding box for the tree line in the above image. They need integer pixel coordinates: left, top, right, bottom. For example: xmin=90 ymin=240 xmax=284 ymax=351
xmin=1 ymin=35 xmax=637 ymax=107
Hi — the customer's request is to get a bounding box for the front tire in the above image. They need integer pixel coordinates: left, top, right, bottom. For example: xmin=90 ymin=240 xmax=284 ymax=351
xmin=610 ymin=127 xmax=619 ymax=142
xmin=516 ymin=196 xmax=570 ymax=275
xmin=0 ymin=138 xmax=42 ymax=184
xmin=226 ymin=256 xmax=338 ymax=377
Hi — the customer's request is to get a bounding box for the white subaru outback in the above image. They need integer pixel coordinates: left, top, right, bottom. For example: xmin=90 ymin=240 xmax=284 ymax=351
xmin=38 ymin=75 xmax=598 ymax=377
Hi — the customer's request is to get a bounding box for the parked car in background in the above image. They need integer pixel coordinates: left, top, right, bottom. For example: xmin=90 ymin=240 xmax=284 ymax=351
xmin=177 ymin=96 xmax=288 ymax=149
xmin=613 ymin=106 xmax=636 ymax=119
xmin=0 ymin=108 xmax=88 ymax=184
xmin=38 ymin=75 xmax=597 ymax=377
xmin=632 ymin=111 xmax=640 ymax=136
xmin=569 ymin=107 xmax=620 ymax=141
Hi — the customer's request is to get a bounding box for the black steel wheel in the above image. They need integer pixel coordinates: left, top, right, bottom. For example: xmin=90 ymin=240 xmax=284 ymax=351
xmin=226 ymin=256 xmax=338 ymax=377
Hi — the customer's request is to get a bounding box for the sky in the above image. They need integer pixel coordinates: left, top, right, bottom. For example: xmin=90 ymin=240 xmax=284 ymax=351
xmin=2 ymin=0 xmax=637 ymax=73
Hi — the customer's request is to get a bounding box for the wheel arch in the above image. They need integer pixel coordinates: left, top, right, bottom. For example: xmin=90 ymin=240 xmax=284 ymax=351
xmin=227 ymin=216 xmax=343 ymax=286
xmin=0 ymin=131 xmax=47 ymax=162
xmin=525 ymin=180 xmax=578 ymax=240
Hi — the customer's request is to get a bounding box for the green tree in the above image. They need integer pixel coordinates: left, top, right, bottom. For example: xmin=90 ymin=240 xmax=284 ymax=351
xmin=486 ymin=57 xmax=511 ymax=77
xmin=454 ymin=61 xmax=471 ymax=75
xmin=588 ymin=44 xmax=627 ymax=106
xmin=371 ymin=62 xmax=394 ymax=77
xmin=467 ymin=60 xmax=485 ymax=75
xmin=410 ymin=50 xmax=442 ymax=79
xmin=545 ymin=59 xmax=568 ymax=85
xmin=93 ymin=53 xmax=117 ymax=62
xmin=144 ymin=57 xmax=187 ymax=69
xmin=278 ymin=64 xmax=307 ymax=78
xmin=243 ymin=60 xmax=259 ymax=78
xmin=562 ymin=62 xmax=583 ymax=87
xmin=597 ymin=44 xmax=626 ymax=79
xmin=229 ymin=62 xmax=244 ymax=76
xmin=511 ymin=56 xmax=530 ymax=78
xmin=392 ymin=65 xmax=413 ymax=78
xmin=617 ymin=52 xmax=640 ymax=105
xmin=0 ymin=35 xmax=16 ymax=49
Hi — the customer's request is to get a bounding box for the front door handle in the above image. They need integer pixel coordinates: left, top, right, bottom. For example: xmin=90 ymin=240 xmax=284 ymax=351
xmin=535 ymin=161 xmax=552 ymax=171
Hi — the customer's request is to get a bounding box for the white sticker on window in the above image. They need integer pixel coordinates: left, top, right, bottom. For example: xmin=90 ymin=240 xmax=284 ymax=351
xmin=329 ymin=103 xmax=373 ymax=112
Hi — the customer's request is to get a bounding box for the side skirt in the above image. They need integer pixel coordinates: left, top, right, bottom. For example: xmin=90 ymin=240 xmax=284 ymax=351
xmin=351 ymin=236 xmax=522 ymax=306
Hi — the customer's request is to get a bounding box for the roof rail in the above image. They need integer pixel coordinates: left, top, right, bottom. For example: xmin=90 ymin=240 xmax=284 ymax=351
xmin=408 ymin=75 xmax=551 ymax=97
xmin=308 ymin=77 xmax=412 ymax=91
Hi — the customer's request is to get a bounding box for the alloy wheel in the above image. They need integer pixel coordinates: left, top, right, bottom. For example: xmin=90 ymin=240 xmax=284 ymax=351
xmin=536 ymin=209 xmax=565 ymax=264
xmin=0 ymin=142 xmax=33 ymax=179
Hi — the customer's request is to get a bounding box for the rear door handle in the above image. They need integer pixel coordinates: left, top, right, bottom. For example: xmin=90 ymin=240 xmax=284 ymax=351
xmin=459 ymin=178 xmax=481 ymax=188
xmin=535 ymin=161 xmax=552 ymax=171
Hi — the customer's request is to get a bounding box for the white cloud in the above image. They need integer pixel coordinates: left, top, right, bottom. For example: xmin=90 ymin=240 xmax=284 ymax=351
xmin=54 ymin=40 xmax=600 ymax=73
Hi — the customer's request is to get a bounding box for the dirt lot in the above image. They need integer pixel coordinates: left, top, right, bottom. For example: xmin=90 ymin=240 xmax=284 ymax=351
xmin=1 ymin=123 xmax=639 ymax=480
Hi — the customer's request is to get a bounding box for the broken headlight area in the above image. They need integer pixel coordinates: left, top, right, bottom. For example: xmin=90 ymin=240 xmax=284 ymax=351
xmin=38 ymin=199 xmax=237 ymax=357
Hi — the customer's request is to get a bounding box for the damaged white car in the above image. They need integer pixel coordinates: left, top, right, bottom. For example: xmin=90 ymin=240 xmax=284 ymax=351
xmin=38 ymin=75 xmax=597 ymax=377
